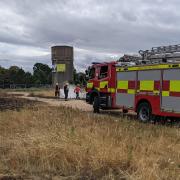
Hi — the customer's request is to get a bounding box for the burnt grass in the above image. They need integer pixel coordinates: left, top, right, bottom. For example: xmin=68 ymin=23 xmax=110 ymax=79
xmin=0 ymin=94 xmax=39 ymax=111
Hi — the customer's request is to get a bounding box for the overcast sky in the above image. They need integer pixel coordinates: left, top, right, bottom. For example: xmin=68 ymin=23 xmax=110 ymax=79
xmin=0 ymin=0 xmax=180 ymax=72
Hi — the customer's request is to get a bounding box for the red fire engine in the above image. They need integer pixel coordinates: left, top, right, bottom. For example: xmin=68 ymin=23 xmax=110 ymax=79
xmin=85 ymin=45 xmax=180 ymax=122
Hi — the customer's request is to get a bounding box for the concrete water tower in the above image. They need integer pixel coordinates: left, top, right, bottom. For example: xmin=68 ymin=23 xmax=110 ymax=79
xmin=51 ymin=46 xmax=74 ymax=87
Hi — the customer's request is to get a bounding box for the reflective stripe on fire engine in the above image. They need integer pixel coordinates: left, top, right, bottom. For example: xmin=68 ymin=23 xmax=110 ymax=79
xmin=161 ymin=80 xmax=180 ymax=97
xmin=108 ymin=88 xmax=116 ymax=93
xmin=153 ymin=90 xmax=160 ymax=94
xmin=116 ymin=63 xmax=180 ymax=72
xmin=117 ymin=80 xmax=160 ymax=95
xmin=162 ymin=91 xmax=170 ymax=97
xmin=162 ymin=69 xmax=180 ymax=112
xmin=127 ymin=89 xmax=135 ymax=94
xmin=100 ymin=81 xmax=108 ymax=88
xmin=87 ymin=80 xmax=115 ymax=93
xmin=140 ymin=80 xmax=154 ymax=91
xmin=117 ymin=80 xmax=128 ymax=89
xmin=87 ymin=82 xmax=93 ymax=88
xmin=99 ymin=81 xmax=116 ymax=93
xmin=95 ymin=87 xmax=115 ymax=93
xmin=170 ymin=80 xmax=180 ymax=92
xmin=117 ymin=80 xmax=136 ymax=94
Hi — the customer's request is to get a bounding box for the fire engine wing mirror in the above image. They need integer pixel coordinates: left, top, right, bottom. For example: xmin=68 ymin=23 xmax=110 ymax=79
xmin=85 ymin=75 xmax=89 ymax=81
xmin=85 ymin=70 xmax=89 ymax=80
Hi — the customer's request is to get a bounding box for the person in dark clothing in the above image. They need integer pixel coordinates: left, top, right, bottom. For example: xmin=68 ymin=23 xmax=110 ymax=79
xmin=64 ymin=83 xmax=69 ymax=101
xmin=55 ymin=83 xmax=60 ymax=98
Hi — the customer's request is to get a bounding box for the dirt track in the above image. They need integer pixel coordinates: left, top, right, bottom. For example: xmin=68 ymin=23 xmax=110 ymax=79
xmin=8 ymin=92 xmax=136 ymax=119
xmin=29 ymin=97 xmax=93 ymax=111
xmin=9 ymin=92 xmax=93 ymax=112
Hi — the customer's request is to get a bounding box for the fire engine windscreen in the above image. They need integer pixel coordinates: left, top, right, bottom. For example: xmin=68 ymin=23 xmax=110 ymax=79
xmin=89 ymin=67 xmax=95 ymax=79
xmin=99 ymin=66 xmax=108 ymax=79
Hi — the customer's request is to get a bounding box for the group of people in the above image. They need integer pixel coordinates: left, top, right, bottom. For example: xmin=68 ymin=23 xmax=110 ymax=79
xmin=55 ymin=82 xmax=81 ymax=100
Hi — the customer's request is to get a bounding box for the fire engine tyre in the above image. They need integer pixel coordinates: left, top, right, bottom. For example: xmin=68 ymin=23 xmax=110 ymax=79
xmin=137 ymin=102 xmax=152 ymax=123
xmin=93 ymin=96 xmax=100 ymax=113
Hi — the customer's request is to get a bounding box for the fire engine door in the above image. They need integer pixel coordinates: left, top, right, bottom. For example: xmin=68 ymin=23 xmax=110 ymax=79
xmin=138 ymin=70 xmax=161 ymax=95
xmin=97 ymin=65 xmax=109 ymax=90
xmin=116 ymin=71 xmax=136 ymax=108
xmin=161 ymin=69 xmax=180 ymax=112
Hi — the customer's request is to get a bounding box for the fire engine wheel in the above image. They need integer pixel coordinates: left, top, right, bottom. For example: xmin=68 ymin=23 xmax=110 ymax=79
xmin=137 ymin=102 xmax=152 ymax=123
xmin=93 ymin=96 xmax=100 ymax=113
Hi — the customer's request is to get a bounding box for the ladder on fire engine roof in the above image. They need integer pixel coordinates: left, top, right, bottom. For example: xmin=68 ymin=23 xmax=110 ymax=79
xmin=139 ymin=44 xmax=180 ymax=63
xmin=118 ymin=44 xmax=180 ymax=66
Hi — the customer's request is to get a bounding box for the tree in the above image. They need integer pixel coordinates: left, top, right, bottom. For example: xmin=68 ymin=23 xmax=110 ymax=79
xmin=33 ymin=63 xmax=52 ymax=84
xmin=24 ymin=72 xmax=34 ymax=85
xmin=16 ymin=68 xmax=26 ymax=84
xmin=8 ymin=66 xmax=20 ymax=84
xmin=73 ymin=68 xmax=78 ymax=84
xmin=8 ymin=66 xmax=26 ymax=84
xmin=0 ymin=66 xmax=8 ymax=85
xmin=0 ymin=63 xmax=52 ymax=88
xmin=73 ymin=68 xmax=86 ymax=86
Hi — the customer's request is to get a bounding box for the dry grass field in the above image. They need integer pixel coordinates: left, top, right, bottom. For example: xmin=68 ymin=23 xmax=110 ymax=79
xmin=0 ymin=88 xmax=55 ymax=98
xmin=0 ymin=93 xmax=179 ymax=180
xmin=28 ymin=89 xmax=55 ymax=98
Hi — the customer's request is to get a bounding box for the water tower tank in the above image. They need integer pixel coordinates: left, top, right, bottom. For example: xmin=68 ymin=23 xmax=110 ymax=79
xmin=51 ymin=46 xmax=74 ymax=87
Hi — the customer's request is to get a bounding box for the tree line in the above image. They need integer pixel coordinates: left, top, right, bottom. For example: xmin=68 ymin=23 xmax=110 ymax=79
xmin=0 ymin=63 xmax=86 ymax=88
xmin=0 ymin=63 xmax=52 ymax=88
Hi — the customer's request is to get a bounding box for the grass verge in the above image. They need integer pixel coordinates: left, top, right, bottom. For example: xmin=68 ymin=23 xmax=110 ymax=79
xmin=0 ymin=100 xmax=179 ymax=179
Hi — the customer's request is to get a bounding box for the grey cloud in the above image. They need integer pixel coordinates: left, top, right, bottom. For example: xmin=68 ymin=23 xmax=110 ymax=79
xmin=0 ymin=0 xmax=180 ymax=71
xmin=0 ymin=54 xmax=51 ymax=72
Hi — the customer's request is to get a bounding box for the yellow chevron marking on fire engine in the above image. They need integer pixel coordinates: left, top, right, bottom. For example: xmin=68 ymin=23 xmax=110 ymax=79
xmin=127 ymin=89 xmax=135 ymax=94
xmin=162 ymin=91 xmax=170 ymax=97
xmin=87 ymin=82 xmax=93 ymax=88
xmin=140 ymin=80 xmax=154 ymax=91
xmin=100 ymin=81 xmax=108 ymax=89
xmin=116 ymin=63 xmax=180 ymax=72
xmin=117 ymin=80 xmax=128 ymax=89
xmin=170 ymin=80 xmax=180 ymax=92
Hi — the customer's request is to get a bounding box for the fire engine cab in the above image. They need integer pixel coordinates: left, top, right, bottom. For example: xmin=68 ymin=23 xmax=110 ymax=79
xmin=85 ymin=45 xmax=180 ymax=122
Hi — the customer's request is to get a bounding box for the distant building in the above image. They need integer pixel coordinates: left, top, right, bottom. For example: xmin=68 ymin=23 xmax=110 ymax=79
xmin=51 ymin=46 xmax=74 ymax=87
